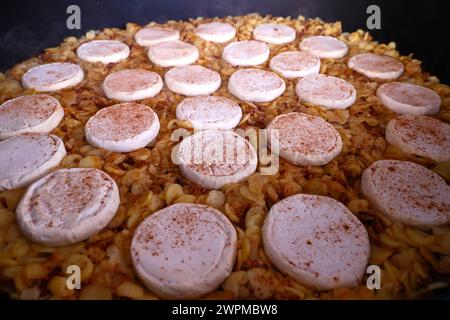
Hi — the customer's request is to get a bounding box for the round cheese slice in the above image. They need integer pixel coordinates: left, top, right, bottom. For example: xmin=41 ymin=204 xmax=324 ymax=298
xmin=361 ymin=160 xmax=450 ymax=228
xmin=134 ymin=27 xmax=180 ymax=46
xmin=16 ymin=168 xmax=120 ymax=246
xmin=76 ymin=40 xmax=130 ymax=64
xmin=222 ymin=40 xmax=270 ymax=66
xmin=147 ymin=40 xmax=199 ymax=67
xmin=131 ymin=203 xmax=237 ymax=299
xmin=348 ymin=53 xmax=404 ymax=80
xmin=386 ymin=115 xmax=450 ymax=162
xmin=295 ymin=74 xmax=356 ymax=109
xmin=195 ymin=22 xmax=236 ymax=43
xmin=176 ymin=96 xmax=242 ymax=130
xmin=253 ymin=23 xmax=296 ymax=44
xmin=164 ymin=65 xmax=221 ymax=96
xmin=177 ymin=130 xmax=257 ymax=189
xmin=85 ymin=103 xmax=160 ymax=153
xmin=102 ymin=69 xmax=163 ymax=102
xmin=22 ymin=63 xmax=84 ymax=92
xmin=0 ymin=94 xmax=64 ymax=140
xmin=262 ymin=194 xmax=370 ymax=291
xmin=377 ymin=82 xmax=441 ymax=115
xmin=269 ymin=51 xmax=321 ymax=79
xmin=299 ymin=35 xmax=348 ymax=59
xmin=0 ymin=134 xmax=66 ymax=191
xmin=228 ymin=68 xmax=286 ymax=103
xmin=267 ymin=112 xmax=342 ymax=166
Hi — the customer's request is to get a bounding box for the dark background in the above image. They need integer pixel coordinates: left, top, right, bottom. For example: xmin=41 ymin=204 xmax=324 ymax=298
xmin=0 ymin=0 xmax=448 ymax=82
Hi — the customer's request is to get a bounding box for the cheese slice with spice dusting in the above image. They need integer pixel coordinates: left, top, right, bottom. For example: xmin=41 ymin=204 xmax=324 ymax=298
xmin=147 ymin=40 xmax=199 ymax=67
xmin=377 ymin=82 xmax=441 ymax=115
xmin=16 ymin=168 xmax=120 ymax=246
xmin=177 ymin=130 xmax=257 ymax=189
xmin=361 ymin=160 xmax=450 ymax=228
xmin=267 ymin=112 xmax=342 ymax=166
xmin=195 ymin=22 xmax=236 ymax=43
xmin=262 ymin=194 xmax=370 ymax=291
xmin=253 ymin=23 xmax=296 ymax=44
xmin=348 ymin=53 xmax=404 ymax=80
xmin=176 ymin=96 xmax=242 ymax=130
xmin=386 ymin=115 xmax=450 ymax=162
xmin=270 ymin=51 xmax=320 ymax=79
xmin=165 ymin=65 xmax=221 ymax=96
xmin=22 ymin=63 xmax=84 ymax=92
xmin=0 ymin=94 xmax=64 ymax=140
xmin=77 ymin=40 xmax=130 ymax=64
xmin=0 ymin=134 xmax=66 ymax=191
xmin=299 ymin=35 xmax=348 ymax=59
xmin=222 ymin=40 xmax=270 ymax=66
xmin=295 ymin=74 xmax=356 ymax=109
xmin=131 ymin=203 xmax=237 ymax=299
xmin=228 ymin=68 xmax=286 ymax=102
xmin=102 ymin=69 xmax=163 ymax=102
xmin=135 ymin=27 xmax=180 ymax=46
xmin=85 ymin=103 xmax=160 ymax=153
